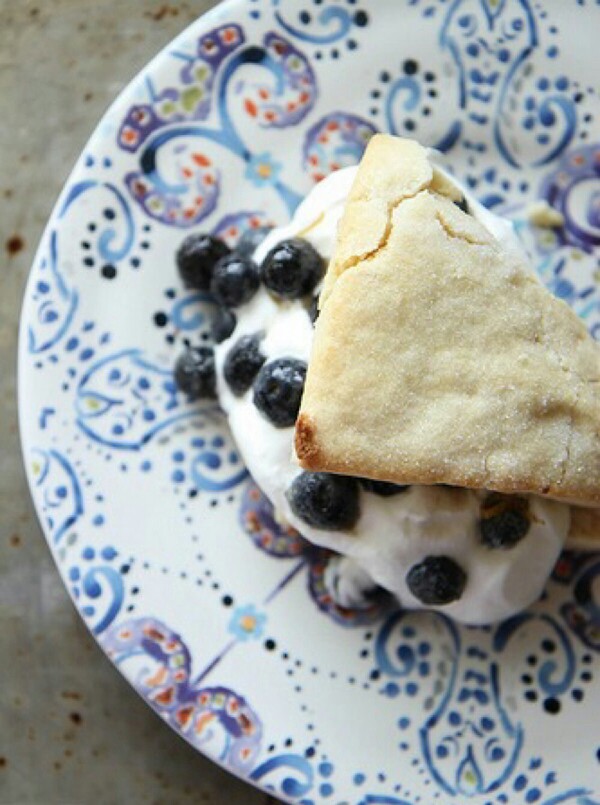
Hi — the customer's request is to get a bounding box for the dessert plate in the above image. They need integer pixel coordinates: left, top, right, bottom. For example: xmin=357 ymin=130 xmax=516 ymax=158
xmin=18 ymin=1 xmax=600 ymax=802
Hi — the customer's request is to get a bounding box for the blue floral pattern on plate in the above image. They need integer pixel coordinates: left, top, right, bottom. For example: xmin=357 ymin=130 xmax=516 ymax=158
xmin=18 ymin=1 xmax=600 ymax=802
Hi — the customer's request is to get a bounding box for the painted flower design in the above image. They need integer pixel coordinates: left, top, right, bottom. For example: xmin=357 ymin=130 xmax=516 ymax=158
xmin=244 ymin=152 xmax=283 ymax=188
xmin=228 ymin=604 xmax=267 ymax=641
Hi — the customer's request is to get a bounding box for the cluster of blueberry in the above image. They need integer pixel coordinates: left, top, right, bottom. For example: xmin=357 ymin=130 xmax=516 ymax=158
xmin=172 ymin=228 xmax=531 ymax=610
xmin=286 ymin=479 xmax=530 ymax=606
xmin=173 ymin=227 xmax=324 ymax=427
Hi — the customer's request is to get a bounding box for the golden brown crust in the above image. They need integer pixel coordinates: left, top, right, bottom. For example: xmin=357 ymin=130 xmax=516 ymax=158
xmin=296 ymin=135 xmax=600 ymax=507
xmin=294 ymin=413 xmax=322 ymax=469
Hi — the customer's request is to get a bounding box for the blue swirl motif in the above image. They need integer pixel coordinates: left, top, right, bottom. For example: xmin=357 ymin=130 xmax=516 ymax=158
xmin=185 ymin=417 xmax=250 ymax=492
xmin=385 ymin=74 xmax=419 ymax=120
xmin=27 ymin=230 xmax=78 ymax=354
xmin=357 ymin=798 xmax=414 ymax=805
xmin=250 ymin=754 xmax=314 ymax=799
xmin=30 ymin=449 xmax=83 ymax=544
xmin=439 ymin=0 xmax=576 ymax=166
xmin=190 ymin=448 xmax=249 ymax=492
xmin=382 ymin=65 xmax=461 ymax=154
xmin=68 ymin=545 xmax=124 ymax=635
xmin=59 ymin=179 xmax=136 ymax=262
xmin=101 ymin=617 xmax=262 ymax=771
xmin=75 ymin=348 xmax=206 ymax=449
xmin=495 ymin=615 xmax=576 ymax=697
xmin=28 ymin=179 xmax=136 ymax=355
xmin=560 ymin=556 xmax=600 ymax=652
xmin=120 ymin=24 xmax=316 ymax=226
xmin=170 ymin=290 xmax=214 ymax=332
xmin=303 ymin=112 xmax=378 ymax=183
xmin=273 ymin=2 xmax=353 ymax=44
xmin=81 ymin=566 xmax=124 ymax=635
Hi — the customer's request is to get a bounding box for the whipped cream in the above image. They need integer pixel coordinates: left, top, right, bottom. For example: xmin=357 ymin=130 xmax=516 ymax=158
xmin=215 ymin=163 xmax=570 ymax=625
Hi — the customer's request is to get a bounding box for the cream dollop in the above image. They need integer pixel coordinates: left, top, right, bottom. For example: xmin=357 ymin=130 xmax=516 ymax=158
xmin=215 ymin=165 xmax=570 ymax=624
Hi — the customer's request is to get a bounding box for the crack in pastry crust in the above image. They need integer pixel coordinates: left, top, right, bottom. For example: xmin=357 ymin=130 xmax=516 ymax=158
xmin=320 ymin=137 xmax=434 ymax=305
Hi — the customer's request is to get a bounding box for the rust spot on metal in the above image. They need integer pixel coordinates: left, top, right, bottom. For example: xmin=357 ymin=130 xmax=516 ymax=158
xmin=61 ymin=691 xmax=82 ymax=701
xmin=6 ymin=235 xmax=24 ymax=256
xmin=69 ymin=712 xmax=82 ymax=726
xmin=146 ymin=4 xmax=180 ymax=21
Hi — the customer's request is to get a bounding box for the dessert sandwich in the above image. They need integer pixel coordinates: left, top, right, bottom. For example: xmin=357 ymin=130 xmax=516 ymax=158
xmin=174 ymin=134 xmax=600 ymax=625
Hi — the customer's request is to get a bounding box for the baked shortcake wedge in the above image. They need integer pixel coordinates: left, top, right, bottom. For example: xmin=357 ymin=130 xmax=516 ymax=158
xmin=296 ymin=135 xmax=600 ymax=507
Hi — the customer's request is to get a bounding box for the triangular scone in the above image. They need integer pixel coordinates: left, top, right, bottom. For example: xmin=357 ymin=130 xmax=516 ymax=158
xmin=296 ymin=135 xmax=600 ymax=507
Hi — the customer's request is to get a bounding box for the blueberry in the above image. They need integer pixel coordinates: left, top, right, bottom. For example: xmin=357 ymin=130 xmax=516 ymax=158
xmin=479 ymin=493 xmax=530 ymax=549
xmin=223 ymin=333 xmax=266 ymax=396
xmin=236 ymin=225 xmax=274 ymax=258
xmin=260 ymin=238 xmax=325 ymax=300
xmin=211 ymin=306 xmax=237 ymax=344
xmin=253 ymin=358 xmax=307 ymax=427
xmin=174 ymin=345 xmax=216 ymax=399
xmin=359 ymin=478 xmax=410 ymax=497
xmin=210 ymin=254 xmax=260 ymax=308
xmin=287 ymin=472 xmax=360 ymax=530
xmin=406 ymin=555 xmax=466 ymax=605
xmin=176 ymin=233 xmax=230 ymax=290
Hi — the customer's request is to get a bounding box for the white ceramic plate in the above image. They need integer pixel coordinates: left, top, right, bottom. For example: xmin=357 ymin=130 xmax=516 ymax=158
xmin=19 ymin=1 xmax=600 ymax=802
